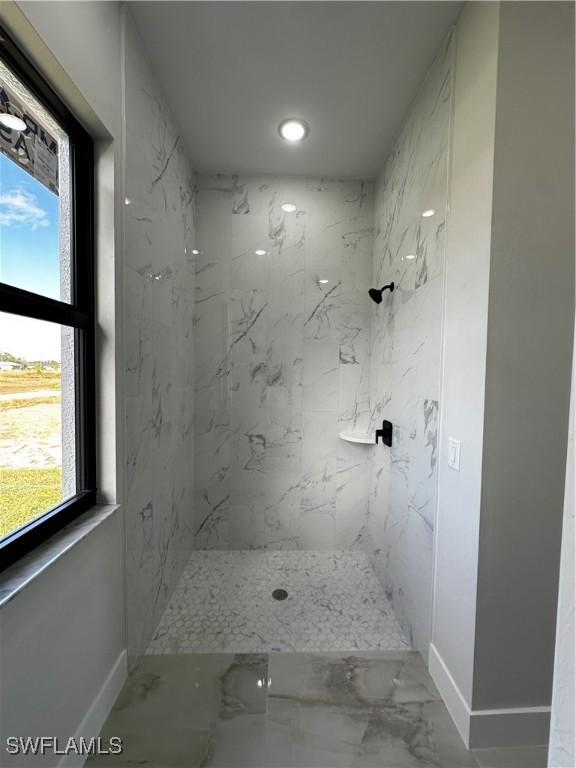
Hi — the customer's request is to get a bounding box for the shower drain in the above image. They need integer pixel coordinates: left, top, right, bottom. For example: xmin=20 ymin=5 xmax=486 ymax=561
xmin=272 ymin=588 xmax=288 ymax=601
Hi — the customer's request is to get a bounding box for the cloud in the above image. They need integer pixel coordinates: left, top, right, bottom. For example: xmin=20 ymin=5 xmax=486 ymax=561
xmin=0 ymin=188 xmax=49 ymax=230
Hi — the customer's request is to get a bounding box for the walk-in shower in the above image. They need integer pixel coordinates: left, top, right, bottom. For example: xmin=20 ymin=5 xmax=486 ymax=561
xmin=137 ymin=17 xmax=456 ymax=662
xmin=121 ymin=0 xmax=457 ymax=667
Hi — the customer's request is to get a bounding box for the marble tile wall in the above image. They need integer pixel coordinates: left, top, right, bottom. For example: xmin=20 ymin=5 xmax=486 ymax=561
xmin=194 ymin=175 xmax=374 ymax=550
xmin=124 ymin=17 xmax=197 ymax=660
xmin=367 ymin=33 xmax=453 ymax=654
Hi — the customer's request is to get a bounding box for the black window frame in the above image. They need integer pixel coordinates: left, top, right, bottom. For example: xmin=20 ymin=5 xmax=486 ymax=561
xmin=0 ymin=25 xmax=96 ymax=572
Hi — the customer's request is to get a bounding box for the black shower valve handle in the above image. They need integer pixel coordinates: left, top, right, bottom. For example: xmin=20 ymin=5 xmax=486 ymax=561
xmin=375 ymin=420 xmax=393 ymax=447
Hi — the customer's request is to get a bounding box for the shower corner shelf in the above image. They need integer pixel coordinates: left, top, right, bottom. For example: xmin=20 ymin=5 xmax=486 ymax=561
xmin=338 ymin=431 xmax=375 ymax=445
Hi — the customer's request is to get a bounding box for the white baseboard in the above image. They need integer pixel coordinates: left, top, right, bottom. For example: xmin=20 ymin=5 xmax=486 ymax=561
xmin=429 ymin=643 xmax=550 ymax=749
xmin=58 ymin=649 xmax=127 ymax=768
xmin=469 ymin=705 xmax=551 ymax=749
xmin=429 ymin=642 xmax=472 ymax=745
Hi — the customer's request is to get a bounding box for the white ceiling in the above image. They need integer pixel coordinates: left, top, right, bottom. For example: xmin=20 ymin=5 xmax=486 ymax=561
xmin=129 ymin=1 xmax=462 ymax=179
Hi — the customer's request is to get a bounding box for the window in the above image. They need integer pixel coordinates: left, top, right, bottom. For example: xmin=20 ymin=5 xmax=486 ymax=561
xmin=0 ymin=25 xmax=95 ymax=570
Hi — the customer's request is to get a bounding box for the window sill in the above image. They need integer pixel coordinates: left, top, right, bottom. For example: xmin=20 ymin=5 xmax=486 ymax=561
xmin=0 ymin=504 xmax=120 ymax=609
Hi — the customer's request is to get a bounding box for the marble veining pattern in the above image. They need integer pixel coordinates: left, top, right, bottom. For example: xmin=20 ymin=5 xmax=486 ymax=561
xmin=367 ymin=33 xmax=453 ymax=654
xmin=147 ymin=551 xmax=408 ymax=653
xmin=124 ymin=17 xmax=197 ymax=661
xmin=194 ymin=175 xmax=374 ymax=551
xmin=89 ymin=651 xmax=508 ymax=767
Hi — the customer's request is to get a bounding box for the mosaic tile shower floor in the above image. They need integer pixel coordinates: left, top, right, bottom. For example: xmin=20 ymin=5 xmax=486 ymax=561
xmin=147 ymin=551 xmax=409 ymax=653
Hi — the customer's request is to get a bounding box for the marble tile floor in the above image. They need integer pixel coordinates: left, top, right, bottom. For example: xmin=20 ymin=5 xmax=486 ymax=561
xmin=147 ymin=551 xmax=409 ymax=654
xmin=89 ymin=651 xmax=547 ymax=768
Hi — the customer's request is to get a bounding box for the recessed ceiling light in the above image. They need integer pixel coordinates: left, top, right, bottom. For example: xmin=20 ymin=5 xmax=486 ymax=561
xmin=125 ymin=197 xmax=131 ymax=206
xmin=405 ymin=254 xmax=416 ymax=260
xmin=422 ymin=209 xmax=435 ymax=218
xmin=255 ymin=249 xmax=267 ymax=256
xmin=281 ymin=202 xmax=297 ymax=213
xmin=319 ymin=279 xmax=329 ymax=284
xmin=0 ymin=113 xmax=26 ymax=132
xmin=279 ymin=119 xmax=308 ymax=143
xmin=192 ymin=249 xmax=200 ymax=255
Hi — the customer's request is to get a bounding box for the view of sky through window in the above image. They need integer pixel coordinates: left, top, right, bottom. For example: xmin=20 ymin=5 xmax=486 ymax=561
xmin=0 ymin=152 xmax=60 ymax=298
xmin=0 ymin=152 xmax=62 ymax=362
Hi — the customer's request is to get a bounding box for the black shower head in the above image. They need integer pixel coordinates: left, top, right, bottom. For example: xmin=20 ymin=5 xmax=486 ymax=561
xmin=368 ymin=288 xmax=383 ymax=304
xmin=368 ymin=282 xmax=395 ymax=304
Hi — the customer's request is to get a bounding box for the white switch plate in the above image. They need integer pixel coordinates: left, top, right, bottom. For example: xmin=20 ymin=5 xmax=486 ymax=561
xmin=448 ymin=438 xmax=461 ymax=471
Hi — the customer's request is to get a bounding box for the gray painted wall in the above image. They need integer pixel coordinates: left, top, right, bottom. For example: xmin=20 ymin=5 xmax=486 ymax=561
xmin=473 ymin=0 xmax=574 ymax=710
xmin=432 ymin=0 xmax=574 ymax=736
xmin=0 ymin=511 xmax=125 ymax=768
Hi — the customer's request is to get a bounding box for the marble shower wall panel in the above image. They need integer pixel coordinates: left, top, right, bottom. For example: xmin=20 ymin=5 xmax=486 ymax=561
xmin=194 ymin=175 xmax=374 ymax=550
xmin=368 ymin=33 xmax=453 ymax=654
xmin=124 ymin=18 xmax=197 ymax=660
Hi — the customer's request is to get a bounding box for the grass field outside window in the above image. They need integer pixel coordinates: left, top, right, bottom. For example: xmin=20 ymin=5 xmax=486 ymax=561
xmin=0 ymin=368 xmax=65 ymax=540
